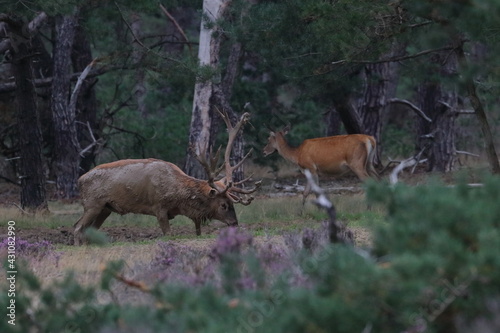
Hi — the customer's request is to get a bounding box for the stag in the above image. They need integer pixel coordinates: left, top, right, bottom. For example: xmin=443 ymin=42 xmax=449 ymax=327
xmin=263 ymin=125 xmax=379 ymax=202
xmin=74 ymin=112 xmax=260 ymax=245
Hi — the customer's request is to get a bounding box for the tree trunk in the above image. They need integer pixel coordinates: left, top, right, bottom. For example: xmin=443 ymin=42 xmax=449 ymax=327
xmin=417 ymin=82 xmax=458 ymax=172
xmin=359 ymin=63 xmax=385 ymax=165
xmin=72 ymin=23 xmax=98 ymax=174
xmin=455 ymin=43 xmax=500 ymax=174
xmin=9 ymin=16 xmax=48 ymax=211
xmin=417 ymin=50 xmax=458 ymax=172
xmin=324 ymin=106 xmax=341 ymax=136
xmin=219 ymin=42 xmax=245 ymax=182
xmin=184 ymin=0 xmax=229 ymax=179
xmin=130 ymin=12 xmax=148 ymax=118
xmin=334 ymin=92 xmax=364 ymax=134
xmin=51 ymin=13 xmax=80 ymax=198
xmin=359 ymin=43 xmax=403 ymax=166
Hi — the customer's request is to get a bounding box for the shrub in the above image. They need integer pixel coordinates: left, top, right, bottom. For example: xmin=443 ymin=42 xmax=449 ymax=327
xmin=3 ymin=177 xmax=500 ymax=332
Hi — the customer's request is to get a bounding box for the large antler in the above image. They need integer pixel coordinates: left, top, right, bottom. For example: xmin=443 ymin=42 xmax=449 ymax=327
xmin=191 ymin=140 xmax=224 ymax=189
xmin=216 ymin=108 xmax=261 ymax=205
xmin=192 ymin=108 xmax=261 ymax=205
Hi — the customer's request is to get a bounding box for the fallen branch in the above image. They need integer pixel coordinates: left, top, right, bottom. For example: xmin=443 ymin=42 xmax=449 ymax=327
xmin=10 ymin=202 xmax=33 ymax=215
xmin=273 ymin=183 xmax=362 ymax=194
xmin=304 ymin=170 xmax=353 ymax=245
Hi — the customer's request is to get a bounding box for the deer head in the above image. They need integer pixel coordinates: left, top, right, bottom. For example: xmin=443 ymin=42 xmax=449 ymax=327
xmin=192 ymin=109 xmax=261 ymax=206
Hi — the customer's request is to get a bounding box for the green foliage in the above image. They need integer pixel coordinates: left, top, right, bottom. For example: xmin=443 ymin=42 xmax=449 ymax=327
xmin=101 ymin=101 xmax=192 ymax=164
xmin=5 ymin=177 xmax=500 ymax=332
xmin=382 ymin=123 xmax=415 ymax=158
xmin=84 ymin=228 xmax=110 ymax=246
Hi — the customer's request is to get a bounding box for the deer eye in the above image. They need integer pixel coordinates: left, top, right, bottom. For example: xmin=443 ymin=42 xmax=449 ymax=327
xmin=221 ymin=203 xmax=228 ymax=210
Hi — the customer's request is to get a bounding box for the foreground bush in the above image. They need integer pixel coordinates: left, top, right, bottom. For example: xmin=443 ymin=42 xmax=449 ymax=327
xmin=2 ymin=177 xmax=500 ymax=333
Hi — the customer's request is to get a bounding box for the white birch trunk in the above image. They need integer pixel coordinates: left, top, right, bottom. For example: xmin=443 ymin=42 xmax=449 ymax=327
xmin=185 ymin=0 xmax=228 ymax=178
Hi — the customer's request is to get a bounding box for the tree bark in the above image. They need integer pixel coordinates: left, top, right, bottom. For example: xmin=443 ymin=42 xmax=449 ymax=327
xmin=417 ymin=50 xmax=459 ymax=172
xmin=218 ymin=42 xmax=246 ymax=182
xmin=51 ymin=13 xmax=80 ymax=198
xmin=417 ymin=82 xmax=458 ymax=172
xmin=359 ymin=63 xmax=386 ymax=165
xmin=455 ymin=43 xmax=500 ymax=174
xmin=72 ymin=23 xmax=98 ymax=174
xmin=130 ymin=12 xmax=148 ymax=118
xmin=184 ymin=0 xmax=230 ymax=179
xmin=324 ymin=106 xmax=341 ymax=136
xmin=334 ymin=93 xmax=364 ymax=134
xmin=359 ymin=43 xmax=403 ymax=166
xmin=8 ymin=15 xmax=48 ymax=211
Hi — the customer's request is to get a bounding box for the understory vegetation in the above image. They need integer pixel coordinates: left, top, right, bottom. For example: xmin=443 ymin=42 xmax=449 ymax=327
xmin=2 ymin=176 xmax=500 ymax=333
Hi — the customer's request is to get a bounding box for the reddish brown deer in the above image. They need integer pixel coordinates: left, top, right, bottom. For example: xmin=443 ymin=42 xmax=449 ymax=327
xmin=74 ymin=112 xmax=259 ymax=245
xmin=263 ymin=125 xmax=379 ymax=202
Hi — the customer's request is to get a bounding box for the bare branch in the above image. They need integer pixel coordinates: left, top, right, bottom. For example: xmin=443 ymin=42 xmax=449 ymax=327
xmin=388 ymin=98 xmax=432 ymax=123
xmin=333 ymin=45 xmax=456 ymax=66
xmin=456 ymin=150 xmax=480 ymax=158
xmin=79 ymin=121 xmax=104 ymax=158
xmin=115 ymin=1 xmax=147 ymax=50
xmin=69 ymin=58 xmax=98 ymax=116
xmin=0 ymin=62 xmax=140 ymax=93
xmin=304 ymin=169 xmax=353 ymax=245
xmin=159 ymin=4 xmax=192 ymax=55
xmin=389 ymin=146 xmax=429 ymax=185
xmin=438 ymin=100 xmax=475 ymax=114
xmin=27 ymin=12 xmax=48 ymax=34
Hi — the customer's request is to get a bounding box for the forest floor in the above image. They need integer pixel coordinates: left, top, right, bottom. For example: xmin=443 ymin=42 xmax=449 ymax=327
xmin=0 ymin=164 xmax=488 ymax=297
xmin=0 ymin=163 xmax=483 ymax=248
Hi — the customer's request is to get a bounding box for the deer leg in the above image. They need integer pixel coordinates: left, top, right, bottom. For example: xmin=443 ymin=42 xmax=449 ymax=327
xmin=351 ymin=167 xmax=370 ymax=181
xmin=74 ymin=206 xmax=106 ymax=245
xmin=90 ymin=208 xmax=112 ymax=230
xmin=301 ymin=170 xmax=318 ymax=210
xmin=157 ymin=210 xmax=171 ymax=235
xmin=367 ymin=161 xmax=380 ymax=180
xmin=302 ymin=182 xmax=312 ymax=206
xmin=194 ymin=220 xmax=202 ymax=236
xmin=349 ymin=143 xmax=372 ymax=181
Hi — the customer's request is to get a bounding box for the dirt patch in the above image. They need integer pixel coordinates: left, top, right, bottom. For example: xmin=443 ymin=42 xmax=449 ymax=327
xmin=0 ymin=222 xmax=371 ymax=248
xmin=0 ymin=219 xmax=332 ymax=246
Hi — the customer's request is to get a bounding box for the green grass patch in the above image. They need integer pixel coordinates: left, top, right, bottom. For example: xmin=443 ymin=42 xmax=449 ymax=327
xmin=0 ymin=192 xmax=383 ymax=240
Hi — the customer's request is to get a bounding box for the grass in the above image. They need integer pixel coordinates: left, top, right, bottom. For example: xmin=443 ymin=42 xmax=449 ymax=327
xmin=0 ymin=190 xmax=383 ymax=289
xmin=0 ymin=191 xmax=384 ymax=232
xmin=0 ymin=168 xmax=392 ymax=294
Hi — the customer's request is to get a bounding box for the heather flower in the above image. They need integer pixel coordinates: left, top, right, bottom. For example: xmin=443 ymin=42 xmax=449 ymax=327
xmin=150 ymin=241 xmax=216 ymax=287
xmin=151 ymin=241 xmax=178 ymax=268
xmin=0 ymin=238 xmax=61 ymax=266
xmin=210 ymin=227 xmax=253 ymax=260
xmin=302 ymin=228 xmax=317 ymax=251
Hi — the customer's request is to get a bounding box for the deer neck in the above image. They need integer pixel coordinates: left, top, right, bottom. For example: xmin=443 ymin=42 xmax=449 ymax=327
xmin=276 ymin=135 xmax=300 ymax=164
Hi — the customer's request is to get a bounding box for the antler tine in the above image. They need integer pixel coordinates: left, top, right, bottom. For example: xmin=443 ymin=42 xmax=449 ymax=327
xmin=230 ymin=148 xmax=254 ymax=174
xmin=191 ymin=141 xmax=224 ymax=187
xmin=229 ymin=179 xmax=262 ymax=194
xmin=214 ymin=106 xmax=251 ymax=184
xmin=212 ymin=106 xmax=261 ymax=202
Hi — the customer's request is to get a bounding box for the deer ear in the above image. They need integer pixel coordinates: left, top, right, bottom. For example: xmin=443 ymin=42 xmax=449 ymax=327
xmin=208 ymin=188 xmax=218 ymax=198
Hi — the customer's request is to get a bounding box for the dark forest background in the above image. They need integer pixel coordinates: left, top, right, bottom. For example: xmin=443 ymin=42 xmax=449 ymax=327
xmin=1 ymin=0 xmax=499 ymax=210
